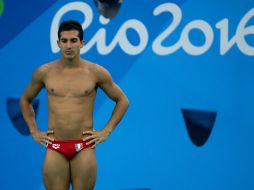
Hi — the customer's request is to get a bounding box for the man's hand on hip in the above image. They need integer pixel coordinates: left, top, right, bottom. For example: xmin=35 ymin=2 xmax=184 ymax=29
xmin=32 ymin=130 xmax=54 ymax=147
xmin=82 ymin=129 xmax=111 ymax=148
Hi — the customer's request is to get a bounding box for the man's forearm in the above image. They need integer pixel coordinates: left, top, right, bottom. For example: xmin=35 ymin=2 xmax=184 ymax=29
xmin=20 ymin=98 xmax=39 ymax=135
xmin=103 ymin=95 xmax=129 ymax=134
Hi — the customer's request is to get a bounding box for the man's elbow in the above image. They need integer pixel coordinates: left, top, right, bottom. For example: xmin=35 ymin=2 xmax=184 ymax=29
xmin=19 ymin=95 xmax=30 ymax=109
xmin=19 ymin=96 xmax=25 ymax=109
xmin=121 ymin=94 xmax=129 ymax=111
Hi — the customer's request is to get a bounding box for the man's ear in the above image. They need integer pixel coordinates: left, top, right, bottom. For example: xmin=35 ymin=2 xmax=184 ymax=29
xmin=57 ymin=40 xmax=60 ymax=48
xmin=80 ymin=40 xmax=85 ymax=48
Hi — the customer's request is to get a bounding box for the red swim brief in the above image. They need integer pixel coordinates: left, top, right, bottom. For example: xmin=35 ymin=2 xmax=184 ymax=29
xmin=47 ymin=139 xmax=94 ymax=160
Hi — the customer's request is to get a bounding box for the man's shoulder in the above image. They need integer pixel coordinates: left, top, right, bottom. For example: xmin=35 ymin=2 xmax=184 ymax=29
xmin=81 ymin=59 xmax=113 ymax=85
xmin=90 ymin=63 xmax=112 ymax=83
xmin=33 ymin=61 xmax=56 ymax=81
xmin=37 ymin=64 xmax=50 ymax=73
xmin=36 ymin=60 xmax=59 ymax=73
xmin=82 ymin=60 xmax=107 ymax=74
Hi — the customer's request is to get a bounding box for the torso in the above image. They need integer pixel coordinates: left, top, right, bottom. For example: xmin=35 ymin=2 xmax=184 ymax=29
xmin=43 ymin=60 xmax=98 ymax=140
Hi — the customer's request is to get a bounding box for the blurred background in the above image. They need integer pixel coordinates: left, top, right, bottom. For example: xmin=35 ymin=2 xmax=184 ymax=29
xmin=0 ymin=0 xmax=254 ymax=189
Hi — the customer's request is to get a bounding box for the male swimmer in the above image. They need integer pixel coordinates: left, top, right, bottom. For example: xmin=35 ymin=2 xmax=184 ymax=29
xmin=20 ymin=20 xmax=129 ymax=190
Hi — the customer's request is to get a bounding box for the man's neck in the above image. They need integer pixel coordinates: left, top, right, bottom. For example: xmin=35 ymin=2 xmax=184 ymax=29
xmin=61 ymin=57 xmax=81 ymax=68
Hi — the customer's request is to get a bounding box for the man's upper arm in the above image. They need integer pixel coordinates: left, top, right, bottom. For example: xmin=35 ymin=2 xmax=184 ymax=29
xmin=21 ymin=64 xmax=48 ymax=102
xmin=96 ymin=65 xmax=125 ymax=101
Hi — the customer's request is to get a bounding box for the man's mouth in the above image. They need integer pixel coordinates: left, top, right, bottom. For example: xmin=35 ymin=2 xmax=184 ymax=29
xmin=65 ymin=50 xmax=72 ymax=54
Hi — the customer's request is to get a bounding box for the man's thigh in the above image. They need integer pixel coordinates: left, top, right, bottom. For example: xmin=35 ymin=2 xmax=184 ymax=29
xmin=70 ymin=148 xmax=97 ymax=190
xmin=43 ymin=149 xmax=70 ymax=190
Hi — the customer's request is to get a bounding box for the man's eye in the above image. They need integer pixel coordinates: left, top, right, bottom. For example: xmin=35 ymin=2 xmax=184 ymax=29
xmin=71 ymin=39 xmax=78 ymax=43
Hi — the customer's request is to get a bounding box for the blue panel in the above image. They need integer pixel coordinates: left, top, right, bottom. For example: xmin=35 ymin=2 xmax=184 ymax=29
xmin=121 ymin=189 xmax=151 ymax=190
xmin=181 ymin=109 xmax=217 ymax=146
xmin=0 ymin=0 xmax=56 ymax=48
xmin=93 ymin=0 xmax=123 ymax=18
xmin=6 ymin=97 xmax=40 ymax=136
xmin=120 ymin=189 xmax=151 ymax=190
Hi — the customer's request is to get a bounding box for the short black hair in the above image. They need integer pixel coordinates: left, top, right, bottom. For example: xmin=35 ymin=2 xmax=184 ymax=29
xmin=58 ymin=20 xmax=83 ymax=41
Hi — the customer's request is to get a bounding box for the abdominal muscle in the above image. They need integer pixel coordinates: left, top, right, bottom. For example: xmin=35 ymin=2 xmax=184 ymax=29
xmin=47 ymin=94 xmax=95 ymax=140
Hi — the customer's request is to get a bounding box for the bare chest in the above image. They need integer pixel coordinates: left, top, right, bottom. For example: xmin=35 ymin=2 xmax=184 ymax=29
xmin=44 ymin=70 xmax=97 ymax=97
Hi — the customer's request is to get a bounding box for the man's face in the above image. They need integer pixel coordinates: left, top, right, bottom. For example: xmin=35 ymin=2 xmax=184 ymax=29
xmin=57 ymin=30 xmax=84 ymax=59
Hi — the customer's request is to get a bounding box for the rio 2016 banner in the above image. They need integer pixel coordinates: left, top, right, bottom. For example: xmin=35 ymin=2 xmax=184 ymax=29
xmin=0 ymin=0 xmax=254 ymax=190
xmin=50 ymin=2 xmax=254 ymax=56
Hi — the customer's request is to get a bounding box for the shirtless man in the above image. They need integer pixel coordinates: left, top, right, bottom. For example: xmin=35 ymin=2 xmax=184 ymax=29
xmin=20 ymin=20 xmax=129 ymax=190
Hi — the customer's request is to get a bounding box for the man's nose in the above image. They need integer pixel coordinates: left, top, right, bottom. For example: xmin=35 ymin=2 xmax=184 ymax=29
xmin=66 ymin=41 xmax=72 ymax=48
